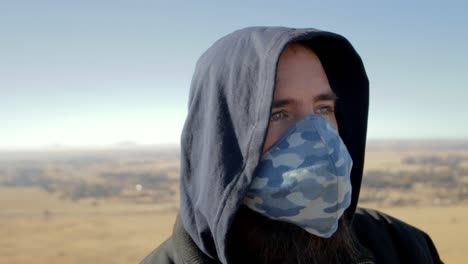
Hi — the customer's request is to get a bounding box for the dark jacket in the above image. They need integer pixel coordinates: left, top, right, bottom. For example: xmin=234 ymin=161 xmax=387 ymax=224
xmin=141 ymin=208 xmax=442 ymax=264
xmin=141 ymin=27 xmax=443 ymax=263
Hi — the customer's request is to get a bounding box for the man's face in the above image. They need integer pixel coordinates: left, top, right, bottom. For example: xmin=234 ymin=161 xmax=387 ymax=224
xmin=262 ymin=43 xmax=337 ymax=152
xmin=228 ymin=43 xmax=360 ymax=264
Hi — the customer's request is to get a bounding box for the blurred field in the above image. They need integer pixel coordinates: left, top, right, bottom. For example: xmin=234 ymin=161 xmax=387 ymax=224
xmin=0 ymin=187 xmax=176 ymax=264
xmin=374 ymin=205 xmax=468 ymax=264
xmin=0 ymin=140 xmax=467 ymax=263
xmin=0 ymin=187 xmax=465 ymax=263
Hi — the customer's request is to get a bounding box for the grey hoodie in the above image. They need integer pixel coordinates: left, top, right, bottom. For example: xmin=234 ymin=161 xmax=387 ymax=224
xmin=179 ymin=27 xmax=368 ymax=263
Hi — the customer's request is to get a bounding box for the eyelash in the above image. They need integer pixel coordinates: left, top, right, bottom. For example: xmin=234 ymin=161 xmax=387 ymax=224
xmin=270 ymin=110 xmax=292 ymax=122
xmin=315 ymin=105 xmax=335 ymax=115
xmin=270 ymin=106 xmax=335 ymax=122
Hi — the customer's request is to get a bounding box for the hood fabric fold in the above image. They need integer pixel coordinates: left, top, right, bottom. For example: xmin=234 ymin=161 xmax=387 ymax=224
xmin=179 ymin=26 xmax=369 ymax=263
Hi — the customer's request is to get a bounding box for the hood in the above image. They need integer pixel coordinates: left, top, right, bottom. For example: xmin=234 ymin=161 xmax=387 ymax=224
xmin=179 ymin=26 xmax=369 ymax=263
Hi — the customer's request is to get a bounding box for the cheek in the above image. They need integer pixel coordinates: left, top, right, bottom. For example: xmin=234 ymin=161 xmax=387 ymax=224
xmin=328 ymin=115 xmax=339 ymax=129
xmin=262 ymin=128 xmax=275 ymax=153
xmin=262 ymin=123 xmax=294 ymax=153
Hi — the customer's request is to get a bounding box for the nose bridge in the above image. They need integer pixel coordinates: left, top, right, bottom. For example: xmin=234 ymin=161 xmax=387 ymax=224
xmin=296 ymin=101 xmax=316 ymax=121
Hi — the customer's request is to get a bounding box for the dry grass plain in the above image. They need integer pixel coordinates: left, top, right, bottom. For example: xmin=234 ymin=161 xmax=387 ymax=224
xmin=1 ymin=141 xmax=467 ymax=263
xmin=372 ymin=204 xmax=468 ymax=264
xmin=0 ymin=187 xmax=465 ymax=263
xmin=0 ymin=187 xmax=177 ymax=264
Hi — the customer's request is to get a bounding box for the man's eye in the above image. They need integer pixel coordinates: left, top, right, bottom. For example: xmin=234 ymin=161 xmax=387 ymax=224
xmin=270 ymin=110 xmax=291 ymax=122
xmin=315 ymin=106 xmax=335 ymax=116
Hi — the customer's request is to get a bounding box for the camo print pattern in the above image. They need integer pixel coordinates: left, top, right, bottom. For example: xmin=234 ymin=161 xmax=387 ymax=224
xmin=243 ymin=115 xmax=353 ymax=238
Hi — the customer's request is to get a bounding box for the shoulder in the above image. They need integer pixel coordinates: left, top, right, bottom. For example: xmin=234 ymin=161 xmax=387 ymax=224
xmin=353 ymin=207 xmax=425 ymax=234
xmin=139 ymin=237 xmax=177 ymax=264
xmin=352 ymin=207 xmax=443 ymax=264
xmin=139 ymin=215 xmax=219 ymax=264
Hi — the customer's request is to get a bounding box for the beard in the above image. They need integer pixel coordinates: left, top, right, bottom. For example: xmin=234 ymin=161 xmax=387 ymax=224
xmin=226 ymin=205 xmax=363 ymax=264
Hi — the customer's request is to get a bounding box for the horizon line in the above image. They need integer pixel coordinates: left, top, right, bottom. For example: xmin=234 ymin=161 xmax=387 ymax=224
xmin=1 ymin=137 xmax=468 ymax=151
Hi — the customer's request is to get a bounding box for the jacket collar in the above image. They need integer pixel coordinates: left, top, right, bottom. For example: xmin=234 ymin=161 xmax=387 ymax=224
xmin=172 ymin=215 xmax=220 ymax=264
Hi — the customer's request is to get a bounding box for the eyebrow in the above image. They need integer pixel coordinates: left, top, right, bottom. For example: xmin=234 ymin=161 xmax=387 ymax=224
xmin=271 ymin=91 xmax=338 ymax=108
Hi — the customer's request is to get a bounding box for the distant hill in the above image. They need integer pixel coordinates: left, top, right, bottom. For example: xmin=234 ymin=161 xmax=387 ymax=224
xmin=366 ymin=139 xmax=468 ymax=151
xmin=1 ymin=140 xmax=467 ymax=207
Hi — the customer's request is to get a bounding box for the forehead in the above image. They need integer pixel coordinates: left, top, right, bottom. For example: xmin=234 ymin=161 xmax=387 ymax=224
xmin=274 ymin=43 xmax=332 ymax=99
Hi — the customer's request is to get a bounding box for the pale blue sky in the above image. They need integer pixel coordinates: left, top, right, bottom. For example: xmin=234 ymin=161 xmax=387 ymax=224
xmin=1 ymin=1 xmax=467 ymax=149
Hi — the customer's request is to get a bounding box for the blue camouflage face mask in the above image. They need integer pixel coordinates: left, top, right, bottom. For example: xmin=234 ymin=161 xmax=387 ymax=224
xmin=243 ymin=115 xmax=353 ymax=238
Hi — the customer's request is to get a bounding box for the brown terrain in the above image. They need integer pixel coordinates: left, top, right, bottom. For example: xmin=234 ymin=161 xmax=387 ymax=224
xmin=0 ymin=140 xmax=467 ymax=263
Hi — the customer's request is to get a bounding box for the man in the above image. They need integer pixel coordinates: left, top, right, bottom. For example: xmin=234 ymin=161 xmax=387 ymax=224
xmin=141 ymin=27 xmax=442 ymax=263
